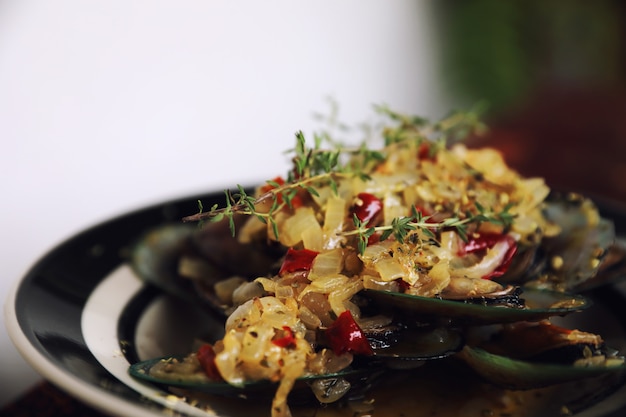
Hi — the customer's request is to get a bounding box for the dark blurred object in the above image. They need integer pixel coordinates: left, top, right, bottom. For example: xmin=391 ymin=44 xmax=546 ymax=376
xmin=435 ymin=0 xmax=626 ymax=202
xmin=479 ymin=86 xmax=626 ymax=203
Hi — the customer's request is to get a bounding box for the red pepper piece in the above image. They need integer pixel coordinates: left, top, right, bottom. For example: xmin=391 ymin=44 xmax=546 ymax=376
xmin=417 ymin=141 xmax=437 ymax=161
xmin=197 ymin=344 xmax=222 ymax=381
xmin=459 ymin=232 xmax=504 ymax=255
xmin=366 ymin=231 xmax=381 ymax=245
xmin=459 ymin=233 xmax=518 ymax=279
xmin=279 ymin=248 xmax=319 ymax=276
xmin=260 ymin=176 xmax=285 ymax=202
xmin=413 ymin=205 xmax=438 ymax=224
xmin=259 ymin=176 xmax=304 ymax=208
xmin=352 ymin=193 xmax=383 ymax=227
xmin=325 ymin=311 xmax=373 ymax=356
xmin=272 ymin=326 xmax=296 ymax=349
xmin=397 ymin=278 xmax=412 ymax=293
xmin=483 ymin=236 xmax=517 ymax=279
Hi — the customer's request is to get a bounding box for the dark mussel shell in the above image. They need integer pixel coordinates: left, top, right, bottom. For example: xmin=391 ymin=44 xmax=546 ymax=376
xmin=494 ymin=192 xmax=623 ymax=292
xmin=130 ymin=223 xmax=198 ymax=300
xmin=536 ymin=192 xmax=617 ymax=291
xmin=129 ymin=355 xmax=383 ymax=404
xmin=360 ymin=287 xmax=590 ymax=325
xmin=457 ymin=345 xmax=625 ymax=390
xmin=129 ymin=217 xmax=285 ymax=316
xmin=367 ymin=325 xmax=464 ymax=363
xmin=457 ymin=320 xmax=625 ymax=390
xmin=576 ymin=237 xmax=626 ymax=292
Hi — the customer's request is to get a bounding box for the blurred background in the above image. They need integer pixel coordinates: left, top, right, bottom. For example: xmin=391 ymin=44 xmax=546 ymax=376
xmin=1 ymin=0 xmax=625 ymax=411
xmin=433 ymin=0 xmax=626 ymax=200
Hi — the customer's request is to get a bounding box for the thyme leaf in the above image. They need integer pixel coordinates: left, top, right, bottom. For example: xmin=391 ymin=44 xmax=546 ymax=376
xmin=344 ymin=203 xmax=517 ymax=255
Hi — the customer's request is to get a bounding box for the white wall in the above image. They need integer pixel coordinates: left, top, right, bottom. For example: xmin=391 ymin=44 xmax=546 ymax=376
xmin=0 ymin=0 xmax=445 ymax=406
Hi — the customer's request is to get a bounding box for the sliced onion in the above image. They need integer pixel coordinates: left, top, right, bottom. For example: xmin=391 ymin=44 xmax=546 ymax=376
xmin=374 ymin=258 xmax=408 ymax=282
xmin=323 ymin=196 xmax=347 ymax=233
xmin=310 ymin=248 xmax=344 ymax=279
xmin=281 ymin=207 xmax=322 ymax=247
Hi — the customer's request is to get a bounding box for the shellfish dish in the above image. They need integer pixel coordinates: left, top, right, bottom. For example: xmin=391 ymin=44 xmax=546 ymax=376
xmin=128 ymin=107 xmax=626 ymax=417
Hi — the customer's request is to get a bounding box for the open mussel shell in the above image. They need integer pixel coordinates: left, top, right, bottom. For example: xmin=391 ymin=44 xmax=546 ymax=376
xmin=496 ymin=243 xmax=547 ymax=286
xmin=361 ymin=287 xmax=590 ymax=325
xmin=538 ymin=193 xmax=618 ymax=291
xmin=129 ymin=218 xmax=284 ymax=316
xmin=129 ymin=222 xmax=232 ymax=316
xmin=457 ymin=346 xmax=626 ymax=390
xmin=129 ymin=355 xmax=382 ymax=402
xmin=367 ymin=326 xmax=464 ymax=363
xmin=130 ymin=223 xmax=199 ymax=300
xmin=495 ymin=193 xmax=622 ymax=292
xmin=576 ymin=237 xmax=626 ymax=292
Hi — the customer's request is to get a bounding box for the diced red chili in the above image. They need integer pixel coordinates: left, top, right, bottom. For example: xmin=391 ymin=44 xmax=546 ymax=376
xmin=279 ymin=248 xmax=319 ymax=276
xmin=325 ymin=311 xmax=373 ymax=356
xmin=272 ymin=326 xmax=296 ymax=349
xmin=196 ymin=344 xmax=222 ymax=381
xmin=352 ymin=193 xmax=383 ymax=227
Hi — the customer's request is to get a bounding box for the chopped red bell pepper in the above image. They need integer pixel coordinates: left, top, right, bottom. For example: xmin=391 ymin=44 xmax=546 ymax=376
xmin=279 ymin=248 xmax=319 ymax=276
xmin=351 ymin=193 xmax=383 ymax=227
xmin=325 ymin=311 xmax=373 ymax=356
xmin=196 ymin=344 xmax=222 ymax=381
xmin=272 ymin=326 xmax=296 ymax=349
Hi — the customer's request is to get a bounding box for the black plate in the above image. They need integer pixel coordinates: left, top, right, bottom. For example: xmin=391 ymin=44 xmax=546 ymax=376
xmin=6 ymin=191 xmax=626 ymax=417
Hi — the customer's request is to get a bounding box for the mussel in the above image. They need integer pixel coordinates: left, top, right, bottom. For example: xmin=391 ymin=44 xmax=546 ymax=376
xmin=129 ymin=355 xmax=382 ymax=404
xmin=128 ymin=191 xmax=626 ymax=417
xmin=360 ymin=286 xmax=590 ymax=325
xmin=499 ymin=192 xmax=622 ymax=292
xmin=366 ymin=325 xmax=464 ymax=366
xmin=130 ymin=217 xmax=285 ymax=316
xmin=128 ymin=324 xmax=464 ymax=404
xmin=457 ymin=321 xmax=626 ymax=390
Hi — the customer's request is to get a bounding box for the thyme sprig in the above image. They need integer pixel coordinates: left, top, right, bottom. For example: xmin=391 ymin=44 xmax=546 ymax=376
xmin=346 ymin=203 xmax=516 ymax=255
xmin=184 ymin=105 xmax=495 ymax=247
xmin=182 ymin=171 xmax=348 ymax=238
